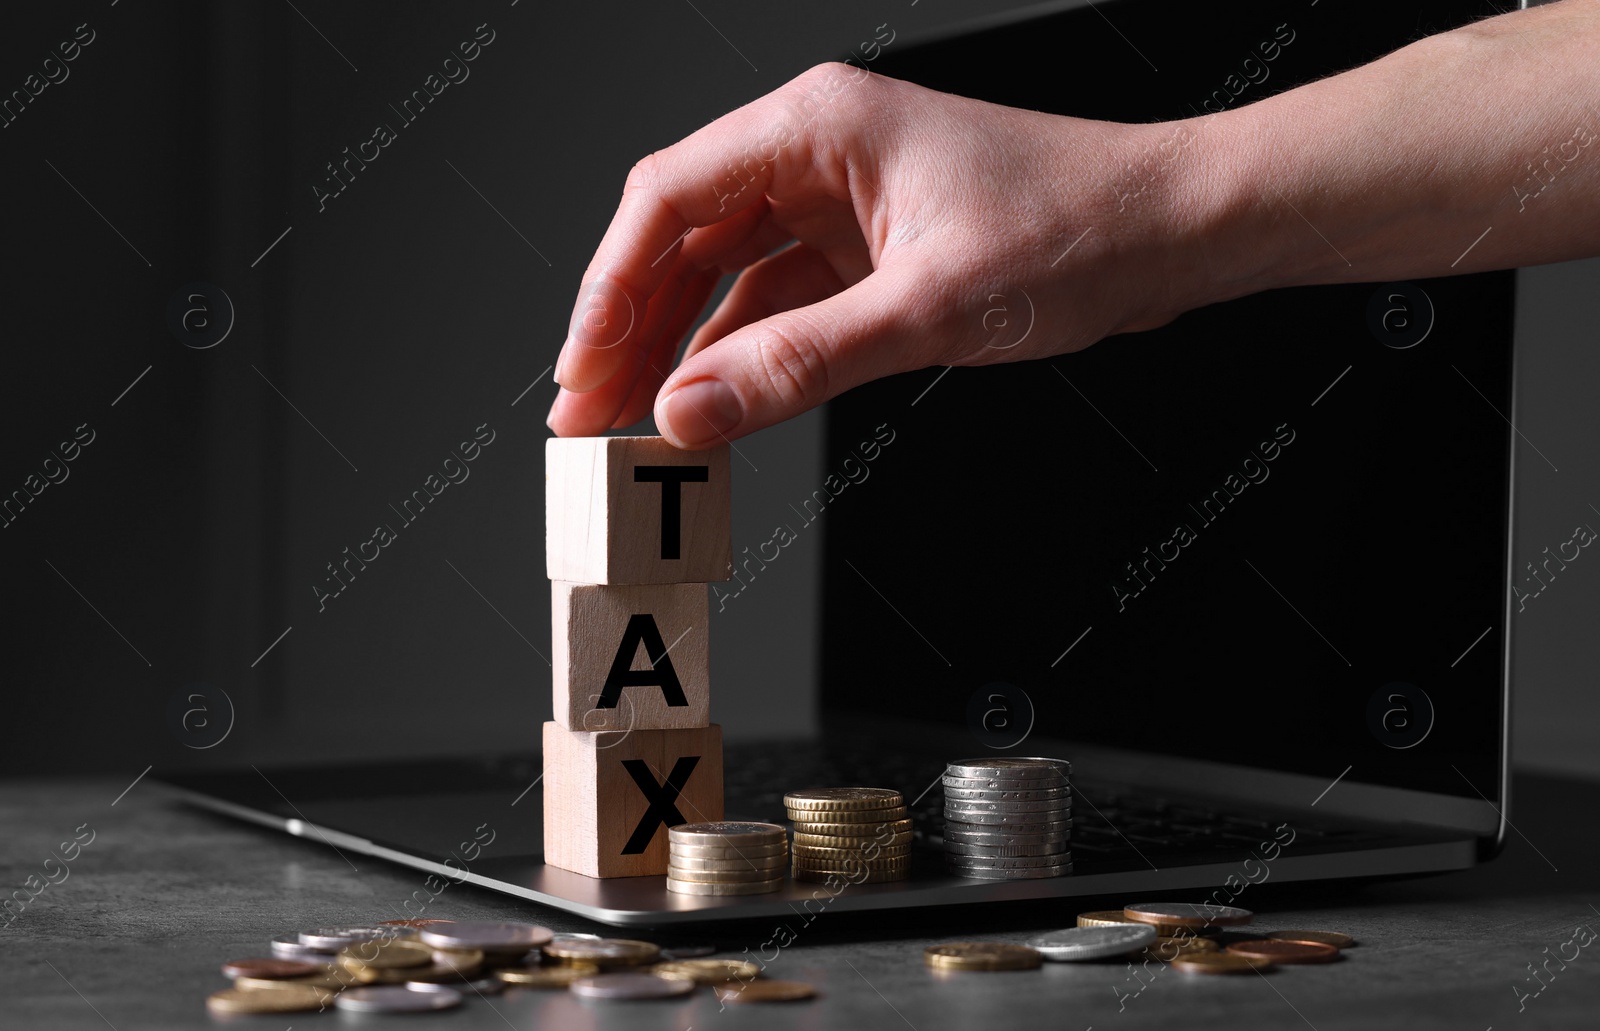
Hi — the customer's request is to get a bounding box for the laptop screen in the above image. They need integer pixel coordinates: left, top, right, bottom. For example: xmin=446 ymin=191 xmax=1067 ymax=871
xmin=820 ymin=0 xmax=1516 ymax=801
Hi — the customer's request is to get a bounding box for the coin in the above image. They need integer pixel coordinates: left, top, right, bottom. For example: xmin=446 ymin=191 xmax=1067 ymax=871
xmin=1169 ymin=952 xmax=1273 ymax=975
xmin=651 ymin=958 xmax=762 ymax=984
xmin=668 ymin=864 xmax=786 ymax=883
xmin=299 ymin=925 xmax=407 ymax=950
xmin=334 ymin=985 xmax=463 ymax=1012
xmin=427 ymin=948 xmax=486 ymax=975
xmin=271 ymin=933 xmax=337 ymax=960
xmin=1077 ymin=910 xmax=1138 ymax=928
xmin=1147 ymin=935 xmax=1222 ymax=959
xmin=221 ymin=958 xmax=324 ymax=980
xmin=784 ymin=788 xmax=904 ymax=812
xmin=940 ymin=826 xmax=1068 ymax=838
xmin=669 ymin=854 xmax=789 ymax=873
xmin=569 ymin=973 xmax=697 ymax=1000
xmin=789 ymin=819 xmax=913 ymax=838
xmin=946 ymin=852 xmax=1070 ymax=870
xmin=418 ymin=921 xmax=554 ymax=952
xmin=1026 ymin=924 xmax=1157 ymax=961
xmin=946 ymin=862 xmax=1071 ymax=879
xmin=668 ymin=822 xmax=787 ymax=846
xmin=496 ymin=961 xmax=600 ymax=987
xmin=946 ymin=798 xmax=1070 ymax=814
xmin=942 ymin=775 xmax=1068 ymax=791
xmin=942 ymin=812 xmax=1071 ymax=829
xmin=544 ymin=939 xmax=662 ymax=967
xmin=792 ymin=841 xmax=910 ymax=857
xmin=1124 ymin=903 xmax=1253 ymax=928
xmin=380 ymin=918 xmax=455 ymax=928
xmin=1266 ymin=929 xmax=1355 ymax=949
xmin=944 ymin=840 xmax=1063 ymax=858
xmin=670 ymin=841 xmax=788 ymax=860
xmin=793 ymin=830 xmax=913 ymax=849
xmin=338 ymin=938 xmax=434 ymax=971
xmin=923 ymin=943 xmax=1042 ymax=971
xmin=942 ymin=785 xmax=1071 ymax=802
xmin=713 ymin=979 xmax=817 ymax=1003
xmin=667 ymin=876 xmax=784 ymax=895
xmin=787 ymin=806 xmax=908 ymax=824
xmin=410 ymin=976 xmax=504 ymax=995
xmin=793 ymin=868 xmax=906 ymax=884
xmin=234 ymin=970 xmax=360 ymax=991
xmin=206 ymin=985 xmax=332 ymax=1014
xmin=794 ymin=853 xmax=909 ymax=871
xmin=1226 ymin=939 xmax=1341 ymax=964
xmin=945 ymin=758 xmax=1071 ymax=780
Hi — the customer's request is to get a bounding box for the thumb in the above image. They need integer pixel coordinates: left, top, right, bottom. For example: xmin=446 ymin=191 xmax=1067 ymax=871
xmin=653 ymin=266 xmax=946 ymax=448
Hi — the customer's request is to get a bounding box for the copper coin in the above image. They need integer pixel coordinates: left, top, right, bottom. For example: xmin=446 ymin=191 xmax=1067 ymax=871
xmin=221 ymin=957 xmax=323 ymax=980
xmin=714 ymin=979 xmax=818 ymax=1003
xmin=1170 ymin=952 xmax=1273 ymax=975
xmin=1124 ymin=903 xmax=1252 ymax=928
xmin=1226 ymin=939 xmax=1341 ymax=964
xmin=1266 ymin=929 xmax=1356 ymax=949
xmin=380 ymin=918 xmax=455 ymax=928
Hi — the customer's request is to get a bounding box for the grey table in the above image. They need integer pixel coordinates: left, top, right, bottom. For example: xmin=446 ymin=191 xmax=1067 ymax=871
xmin=4 ymin=770 xmax=1597 ymax=1030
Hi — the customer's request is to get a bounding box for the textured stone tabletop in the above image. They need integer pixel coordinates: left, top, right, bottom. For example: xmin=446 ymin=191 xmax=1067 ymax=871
xmin=3 ymin=769 xmax=1597 ymax=1030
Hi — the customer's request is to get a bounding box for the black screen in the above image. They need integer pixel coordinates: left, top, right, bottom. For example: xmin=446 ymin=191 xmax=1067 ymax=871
xmin=821 ymin=0 xmax=1515 ymax=800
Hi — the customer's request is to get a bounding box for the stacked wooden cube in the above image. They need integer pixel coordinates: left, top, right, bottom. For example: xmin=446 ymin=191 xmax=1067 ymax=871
xmin=542 ymin=436 xmax=730 ymax=878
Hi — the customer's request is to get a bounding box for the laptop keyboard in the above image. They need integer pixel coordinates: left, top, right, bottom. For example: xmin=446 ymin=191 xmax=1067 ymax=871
xmin=721 ymin=741 xmax=1388 ymax=865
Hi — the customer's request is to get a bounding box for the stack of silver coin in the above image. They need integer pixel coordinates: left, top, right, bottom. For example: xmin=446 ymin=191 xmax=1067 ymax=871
xmin=666 ymin=822 xmax=788 ymax=895
xmin=942 ymin=757 xmax=1073 ymax=879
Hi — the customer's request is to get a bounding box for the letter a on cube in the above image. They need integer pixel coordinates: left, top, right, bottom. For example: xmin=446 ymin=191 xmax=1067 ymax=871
xmin=551 ymin=581 xmax=709 ymax=731
xmin=542 ymin=723 xmax=724 ymax=878
xmin=545 ymin=436 xmax=731 ymax=585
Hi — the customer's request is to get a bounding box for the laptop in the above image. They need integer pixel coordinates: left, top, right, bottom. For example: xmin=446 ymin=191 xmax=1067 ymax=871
xmin=158 ymin=0 xmax=1521 ymax=926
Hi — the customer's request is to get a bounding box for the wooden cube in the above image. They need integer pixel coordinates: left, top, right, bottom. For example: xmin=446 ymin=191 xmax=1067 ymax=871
xmin=551 ymin=581 xmax=709 ymax=732
xmin=545 ymin=436 xmax=731 ymax=585
xmin=542 ymin=722 xmax=723 ymax=878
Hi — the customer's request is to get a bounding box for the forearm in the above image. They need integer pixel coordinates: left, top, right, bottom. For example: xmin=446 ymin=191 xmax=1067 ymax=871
xmin=1196 ymin=0 xmax=1600 ymax=298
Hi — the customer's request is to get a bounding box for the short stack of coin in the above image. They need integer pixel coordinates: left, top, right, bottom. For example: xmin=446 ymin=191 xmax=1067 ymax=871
xmin=942 ymin=758 xmax=1072 ymax=879
xmin=785 ymin=788 xmax=911 ymax=884
xmin=666 ymin=822 xmax=788 ymax=896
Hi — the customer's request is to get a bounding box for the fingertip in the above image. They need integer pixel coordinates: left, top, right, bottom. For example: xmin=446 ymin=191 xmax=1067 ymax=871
xmin=656 ymin=377 xmax=744 ymax=449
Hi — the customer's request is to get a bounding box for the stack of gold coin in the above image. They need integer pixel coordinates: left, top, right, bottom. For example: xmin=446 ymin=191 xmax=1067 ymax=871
xmin=785 ymin=788 xmax=911 ymax=884
xmin=942 ymin=758 xmax=1072 ymax=879
xmin=666 ymin=822 xmax=788 ymax=895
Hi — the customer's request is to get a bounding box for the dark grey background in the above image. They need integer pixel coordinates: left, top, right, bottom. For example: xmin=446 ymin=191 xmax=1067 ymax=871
xmin=1 ymin=0 xmax=1594 ymax=781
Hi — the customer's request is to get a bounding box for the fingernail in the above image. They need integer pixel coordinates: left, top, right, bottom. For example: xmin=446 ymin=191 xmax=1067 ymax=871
xmin=552 ymin=340 xmax=571 ymax=387
xmin=546 ymin=388 xmax=566 ymax=432
xmin=661 ymin=378 xmax=742 ymax=447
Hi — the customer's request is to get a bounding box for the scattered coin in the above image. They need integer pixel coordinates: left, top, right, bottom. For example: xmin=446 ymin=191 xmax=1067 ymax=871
xmin=1124 ymin=903 xmax=1253 ymax=929
xmin=1170 ymin=952 xmax=1273 ymax=975
xmin=1147 ymin=935 xmax=1222 ymax=959
xmin=1226 ymin=939 xmax=1341 ymax=964
xmin=299 ymin=925 xmax=406 ymax=951
xmin=220 ymin=957 xmax=323 ymax=980
xmin=409 ymin=976 xmax=504 ymax=995
xmin=544 ymin=938 xmax=662 ymax=967
xmin=380 ymin=918 xmax=455 ymax=928
xmin=784 ymin=788 xmax=905 ymax=812
xmin=425 ymin=948 xmax=486 ymax=976
xmin=234 ymin=970 xmax=358 ymax=991
xmin=713 ymin=979 xmax=818 ymax=1003
xmin=206 ymin=984 xmax=332 ymax=1014
xmin=496 ymin=961 xmax=600 ymax=987
xmin=338 ymin=938 xmax=434 ymax=971
xmin=1266 ymin=929 xmax=1356 ymax=949
xmin=1078 ymin=910 xmax=1137 ymax=928
xmin=568 ymin=973 xmax=697 ymax=1000
xmin=270 ymin=933 xmax=336 ymax=960
xmin=923 ymin=943 xmax=1042 ymax=971
xmin=651 ymin=958 xmax=762 ymax=984
xmin=1027 ymin=924 xmax=1158 ymax=961
xmin=334 ymin=985 xmax=464 ymax=1012
xmin=417 ymin=921 xmax=553 ymax=953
